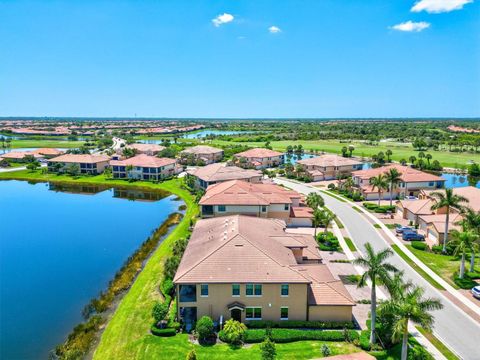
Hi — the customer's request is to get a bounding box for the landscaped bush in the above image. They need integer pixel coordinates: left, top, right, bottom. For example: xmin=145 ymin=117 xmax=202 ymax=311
xmin=220 ymin=319 xmax=247 ymax=345
xmin=358 ymin=330 xmax=371 ymax=350
xmin=453 ymin=272 xmax=478 ymax=289
xmin=152 ymin=301 xmax=169 ymax=325
xmin=411 ymin=241 xmax=427 ymax=251
xmin=316 ymin=231 xmax=340 ymax=251
xmin=150 ymin=325 xmax=177 ymax=337
xmin=362 ymin=202 xmax=395 ymax=213
xmin=160 ymin=278 xmax=174 ymax=297
xmin=243 ymin=328 xmax=359 ymax=344
xmin=245 ymin=320 xmax=355 ymax=330
xmin=195 ymin=316 xmax=215 ymax=344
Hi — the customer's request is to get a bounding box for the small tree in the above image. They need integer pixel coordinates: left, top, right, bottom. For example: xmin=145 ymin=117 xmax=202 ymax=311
xmin=26 ymin=160 xmax=40 ymax=171
xmin=321 ymin=344 xmax=331 ymax=357
xmin=223 ymin=319 xmax=247 ymax=345
xmin=260 ymin=336 xmax=276 ymax=360
xmin=195 ymin=316 xmax=214 ymax=343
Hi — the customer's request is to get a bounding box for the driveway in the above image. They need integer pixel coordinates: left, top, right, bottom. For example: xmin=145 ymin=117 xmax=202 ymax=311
xmin=276 ymin=177 xmax=480 ymax=360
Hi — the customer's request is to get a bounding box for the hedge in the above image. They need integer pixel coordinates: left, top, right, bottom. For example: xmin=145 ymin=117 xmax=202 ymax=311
xmin=243 ymin=329 xmax=359 ymax=344
xmin=150 ymin=326 xmax=177 ymax=337
xmin=411 ymin=241 xmax=427 ymax=251
xmin=362 ymin=202 xmax=396 ymax=213
xmin=245 ymin=320 xmax=355 ymax=330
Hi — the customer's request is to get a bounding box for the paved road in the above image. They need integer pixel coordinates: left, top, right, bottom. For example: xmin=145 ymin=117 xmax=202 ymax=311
xmin=275 ymin=178 xmax=480 ymax=360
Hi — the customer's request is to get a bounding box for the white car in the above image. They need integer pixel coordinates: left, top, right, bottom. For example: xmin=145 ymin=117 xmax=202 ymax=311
xmin=471 ymin=285 xmax=480 ymax=299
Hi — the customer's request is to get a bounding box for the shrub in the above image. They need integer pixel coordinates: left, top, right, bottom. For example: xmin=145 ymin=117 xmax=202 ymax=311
xmin=411 ymin=241 xmax=427 ymax=251
xmin=327 ymin=183 xmax=336 ymax=190
xmin=245 ymin=320 xmax=354 ymax=330
xmin=243 ymin=329 xmax=358 ymax=344
xmin=186 ymin=349 xmax=197 ymax=360
xmin=152 ymin=301 xmax=169 ymax=324
xmin=408 ymin=344 xmax=433 ymax=360
xmin=358 ymin=330 xmax=371 ymax=350
xmin=150 ymin=326 xmax=176 ymax=337
xmin=160 ymin=278 xmax=174 ymax=297
xmin=321 ymin=344 xmax=331 ymax=357
xmin=260 ymin=337 xmax=276 ymax=360
xmin=222 ymin=319 xmax=247 ymax=345
xmin=195 ymin=316 xmax=215 ymax=343
xmin=431 ymin=245 xmax=443 ymax=254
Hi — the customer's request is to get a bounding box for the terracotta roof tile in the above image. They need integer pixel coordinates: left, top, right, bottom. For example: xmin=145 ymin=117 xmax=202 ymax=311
xmin=49 ymin=154 xmax=110 ymax=163
xmin=298 ymin=154 xmax=362 ymax=167
xmin=353 ymin=164 xmax=445 ymax=183
xmin=235 ymin=148 xmax=284 ymax=158
xmin=187 ymin=163 xmax=262 ymax=182
xmin=110 ymin=154 xmax=176 ymax=168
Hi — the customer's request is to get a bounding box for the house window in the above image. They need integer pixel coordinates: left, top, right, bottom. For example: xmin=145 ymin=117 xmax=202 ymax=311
xmin=284 ymin=204 xmax=289 ymax=211
xmin=281 ymin=284 xmax=289 ymax=297
xmin=218 ymin=205 xmax=226 ymax=212
xmin=261 ymin=206 xmax=267 ymax=212
xmin=280 ymin=307 xmax=289 ymax=320
xmin=179 ymin=285 xmax=197 ymax=302
xmin=246 ymin=284 xmax=262 ymax=296
xmin=246 ymin=307 xmax=262 ymax=320
xmin=200 ymin=284 xmax=209 ymax=297
xmin=232 ymin=284 xmax=240 ymax=297
xmin=428 ymin=182 xmax=434 ymax=186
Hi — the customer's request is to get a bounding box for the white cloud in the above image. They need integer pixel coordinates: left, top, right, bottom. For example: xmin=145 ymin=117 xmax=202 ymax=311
xmin=391 ymin=20 xmax=431 ymax=32
xmin=411 ymin=0 xmax=473 ymax=13
xmin=268 ymin=26 xmax=281 ymax=34
xmin=212 ymin=13 xmax=234 ymax=27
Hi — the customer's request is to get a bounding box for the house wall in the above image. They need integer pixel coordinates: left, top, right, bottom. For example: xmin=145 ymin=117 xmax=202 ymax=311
xmin=177 ymin=283 xmax=309 ymax=323
xmin=308 ymin=306 xmax=353 ymax=322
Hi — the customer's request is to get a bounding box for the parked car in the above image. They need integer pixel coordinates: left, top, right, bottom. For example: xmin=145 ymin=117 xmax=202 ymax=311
xmin=396 ymin=226 xmax=413 ymax=234
xmin=472 ymin=286 xmax=480 ymax=300
xmin=402 ymin=232 xmax=425 ymax=241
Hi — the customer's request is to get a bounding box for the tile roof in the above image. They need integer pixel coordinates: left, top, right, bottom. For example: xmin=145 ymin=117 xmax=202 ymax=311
xmin=398 ymin=199 xmax=435 ymax=215
xmin=48 ymin=154 xmax=110 ymax=164
xmin=199 ymin=179 xmax=302 ymax=206
xmin=0 ymin=151 xmax=41 ymax=159
xmin=235 ymin=148 xmax=284 ymax=158
xmin=298 ymin=154 xmax=362 ymax=167
xmin=181 ymin=145 xmax=224 ymax=155
xmin=353 ymin=164 xmax=445 ymax=183
xmin=422 ymin=186 xmax=480 ymax=212
xmin=419 ymin=212 xmax=463 ymax=234
xmin=32 ymin=148 xmax=65 ymax=156
xmin=110 ymin=154 xmax=176 ymax=168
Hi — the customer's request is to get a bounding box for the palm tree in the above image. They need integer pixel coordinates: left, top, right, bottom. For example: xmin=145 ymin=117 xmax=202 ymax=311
xmin=370 ymin=174 xmax=389 ymax=206
xmin=457 ymin=208 xmax=480 ymax=271
xmin=320 ymin=209 xmax=337 ymax=233
xmin=409 ymin=155 xmax=416 ymax=167
xmin=353 ymin=243 xmax=398 ymax=345
xmin=384 ymin=168 xmax=402 ymax=207
xmin=430 ymin=189 xmax=469 ymax=253
xmin=312 ymin=208 xmax=323 ymax=237
xmin=449 ymin=230 xmax=478 ymax=278
xmin=348 ymin=145 xmax=355 ymax=157
xmin=385 ymin=149 xmax=393 ymax=162
xmin=380 ymin=284 xmax=443 ymax=360
xmin=425 ymin=153 xmax=432 ymax=166
xmin=306 ymin=192 xmax=324 ymax=210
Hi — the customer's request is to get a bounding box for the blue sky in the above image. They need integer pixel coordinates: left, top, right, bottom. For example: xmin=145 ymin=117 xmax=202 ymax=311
xmin=0 ymin=0 xmax=479 ymax=118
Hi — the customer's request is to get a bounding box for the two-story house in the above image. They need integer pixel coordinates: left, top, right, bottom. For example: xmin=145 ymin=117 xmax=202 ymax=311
xmin=173 ymin=215 xmax=355 ymax=329
xmin=297 ymin=155 xmax=364 ymax=181
xmin=352 ymin=164 xmax=445 ymax=200
xmin=198 ymin=180 xmax=313 ymax=227
xmin=110 ymin=154 xmax=180 ymax=181
xmin=234 ymin=148 xmax=284 ymax=169
xmin=179 ymin=145 xmax=224 ymax=165
xmin=124 ymin=143 xmax=165 ymax=156
xmin=47 ymin=154 xmax=110 ymax=174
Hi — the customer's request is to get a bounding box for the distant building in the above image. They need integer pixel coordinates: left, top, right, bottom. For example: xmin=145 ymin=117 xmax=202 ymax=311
xmin=352 ymin=164 xmax=445 ymax=200
xmin=32 ymin=148 xmax=65 ymax=158
xmin=199 ymin=180 xmax=313 ymax=227
xmin=186 ymin=163 xmax=263 ymax=189
xmin=179 ymin=145 xmax=224 ymax=165
xmin=48 ymin=154 xmax=110 ymax=174
xmin=110 ymin=154 xmax=180 ymax=181
xmin=1 ymin=151 xmax=41 ymax=162
xmin=297 ymin=155 xmax=363 ymax=181
xmin=174 ymin=215 xmax=355 ymax=328
xmin=234 ymin=148 xmax=284 ymax=169
xmin=124 ymin=143 xmax=165 ymax=156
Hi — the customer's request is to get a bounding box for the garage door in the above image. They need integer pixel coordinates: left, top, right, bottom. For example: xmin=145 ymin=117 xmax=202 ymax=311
xmin=428 ymin=229 xmax=438 ymax=243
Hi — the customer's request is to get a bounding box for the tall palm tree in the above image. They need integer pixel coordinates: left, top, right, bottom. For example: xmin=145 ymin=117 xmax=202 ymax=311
xmin=457 ymin=208 xmax=480 ymax=271
xmin=370 ymin=174 xmax=389 ymax=206
xmin=385 ymin=149 xmax=393 ymax=162
xmin=320 ymin=209 xmax=337 ymax=233
xmin=384 ymin=168 xmax=402 ymax=207
xmin=408 ymin=155 xmax=416 ymax=166
xmin=353 ymin=243 xmax=398 ymax=345
xmin=430 ymin=189 xmax=469 ymax=253
xmin=380 ymin=285 xmax=443 ymax=360
xmin=449 ymin=230 xmax=478 ymax=278
xmin=306 ymin=192 xmax=324 ymax=210
xmin=312 ymin=208 xmax=323 ymax=237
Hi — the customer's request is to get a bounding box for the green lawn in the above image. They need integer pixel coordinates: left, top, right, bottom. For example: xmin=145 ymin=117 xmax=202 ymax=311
xmin=9 ymin=139 xmax=84 ymax=148
xmin=207 ymin=139 xmax=476 ymax=169
xmin=407 ymin=245 xmax=479 ymax=289
xmin=344 ymin=237 xmax=357 ymax=252
xmin=110 ymin=334 xmax=361 ymax=360
xmin=415 ymin=326 xmax=459 ymax=360
xmin=391 ymin=245 xmax=445 ymax=290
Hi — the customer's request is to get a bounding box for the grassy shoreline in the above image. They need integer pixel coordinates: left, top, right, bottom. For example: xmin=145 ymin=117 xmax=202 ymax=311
xmin=9 ymin=139 xmax=84 ymax=148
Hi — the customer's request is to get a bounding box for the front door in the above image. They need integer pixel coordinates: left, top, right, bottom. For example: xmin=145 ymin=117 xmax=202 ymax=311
xmin=231 ymin=309 xmax=242 ymax=322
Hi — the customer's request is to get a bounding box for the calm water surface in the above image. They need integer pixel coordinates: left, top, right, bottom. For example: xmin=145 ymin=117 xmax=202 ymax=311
xmin=0 ymin=180 xmax=181 ymax=359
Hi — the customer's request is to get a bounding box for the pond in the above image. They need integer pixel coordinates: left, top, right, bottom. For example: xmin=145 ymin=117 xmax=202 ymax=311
xmin=0 ymin=180 xmax=182 ymax=359
xmin=0 ymin=147 xmax=67 ymax=154
xmin=441 ymin=172 xmax=480 ymax=189
xmin=138 ymin=129 xmax=257 ymax=144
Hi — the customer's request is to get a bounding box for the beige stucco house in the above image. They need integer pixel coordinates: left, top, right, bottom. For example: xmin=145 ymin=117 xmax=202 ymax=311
xmin=180 ymin=145 xmax=224 ymax=165
xmin=110 ymin=154 xmax=180 ymax=181
xmin=234 ymin=148 xmax=284 ymax=169
xmin=297 ymin=155 xmax=363 ymax=181
xmin=186 ymin=163 xmax=263 ymax=190
xmin=47 ymin=154 xmax=110 ymax=174
xmin=173 ymin=216 xmax=355 ymax=328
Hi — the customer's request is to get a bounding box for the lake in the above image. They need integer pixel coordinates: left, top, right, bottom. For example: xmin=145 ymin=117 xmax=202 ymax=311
xmin=139 ymin=129 xmax=256 ymax=144
xmin=0 ymin=180 xmax=181 ymax=359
